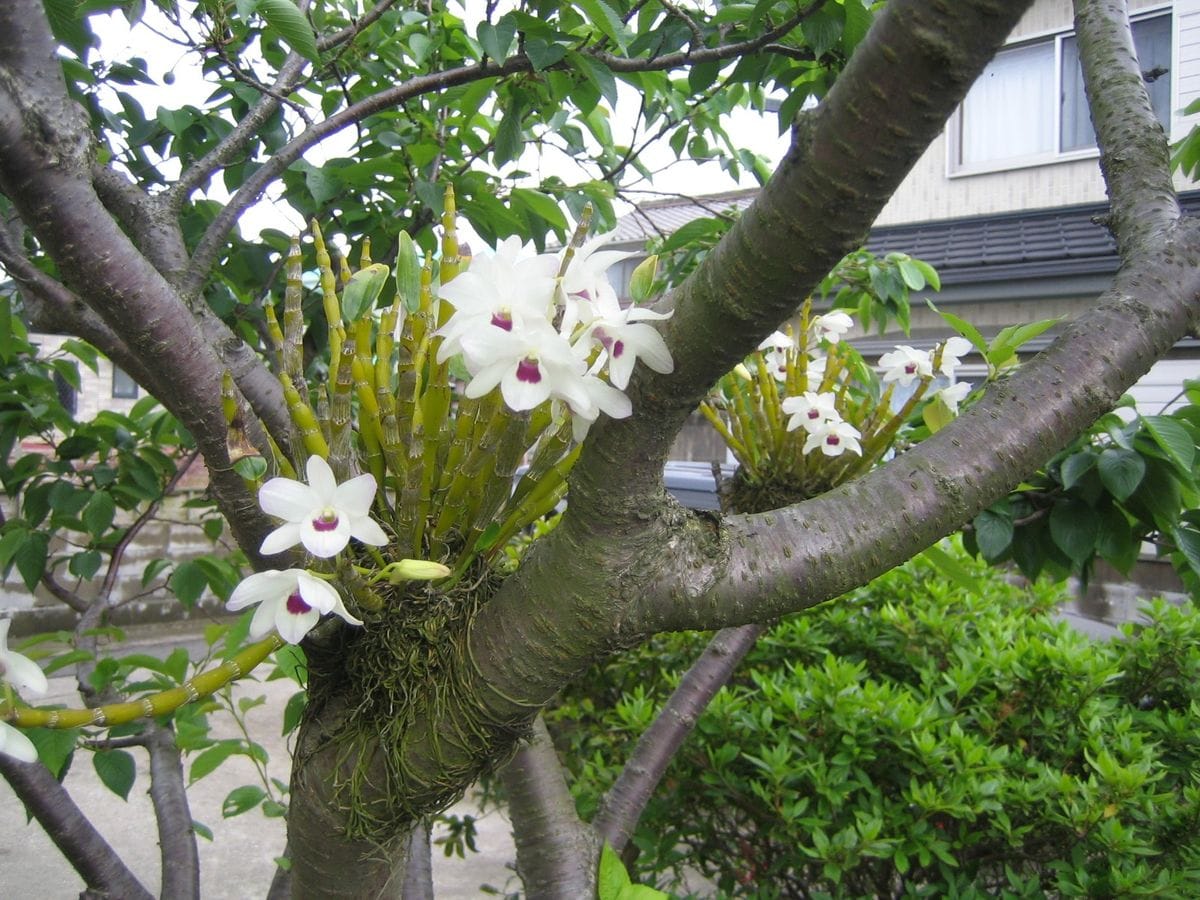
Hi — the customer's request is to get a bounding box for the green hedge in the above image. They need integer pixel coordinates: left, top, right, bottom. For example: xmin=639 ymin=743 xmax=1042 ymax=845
xmin=548 ymin=548 xmax=1200 ymax=897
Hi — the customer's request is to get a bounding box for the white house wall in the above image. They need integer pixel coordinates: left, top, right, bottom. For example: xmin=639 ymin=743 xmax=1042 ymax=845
xmin=876 ymin=0 xmax=1198 ymax=227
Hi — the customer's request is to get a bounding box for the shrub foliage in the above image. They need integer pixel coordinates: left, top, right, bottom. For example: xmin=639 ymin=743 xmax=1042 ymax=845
xmin=549 ymin=550 xmax=1200 ymax=897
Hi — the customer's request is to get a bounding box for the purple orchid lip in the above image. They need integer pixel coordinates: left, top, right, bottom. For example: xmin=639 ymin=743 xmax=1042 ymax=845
xmin=286 ymin=591 xmax=312 ymax=615
xmin=612 ymin=339 xmax=624 ymax=358
xmin=827 ymin=436 xmax=841 ymax=446
xmin=516 ymin=358 xmax=542 ymax=384
xmin=312 ymin=511 xmax=340 ymax=532
xmin=490 ymin=311 xmax=514 ymax=331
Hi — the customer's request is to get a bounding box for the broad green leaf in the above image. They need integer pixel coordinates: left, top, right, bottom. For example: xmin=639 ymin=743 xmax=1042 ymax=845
xmin=922 ymin=394 xmax=954 ymax=434
xmin=340 ymin=263 xmax=390 ymax=324
xmin=1060 ymin=451 xmax=1097 ymax=490
xmin=1097 ymin=448 xmax=1145 ymax=501
xmin=272 ymin=644 xmax=307 ymax=684
xmin=83 ymin=491 xmax=116 ymax=537
xmin=93 ymin=750 xmax=137 ymax=801
xmin=14 ymin=531 xmax=49 ymax=592
xmin=232 ymin=456 xmax=267 ymax=480
xmin=395 ymin=233 xmax=423 ymax=313
xmin=192 ymin=820 xmax=214 ymax=841
xmin=576 ymin=0 xmax=632 ymax=52
xmin=222 ymin=784 xmax=266 ymax=818
xmin=512 ymin=188 xmax=569 ymax=233
xmin=987 ymin=318 xmax=1060 ymax=367
xmin=1141 ymin=415 xmax=1195 ymax=474
xmin=1049 ymin=500 xmax=1098 ymax=563
xmin=973 ymin=506 xmax=1013 ymax=561
xmin=897 ymin=258 xmax=926 ymax=290
xmin=282 ymin=690 xmax=307 ymax=736
xmin=477 ymin=15 xmax=517 ymax=61
xmin=69 ymin=549 xmax=103 ymax=580
xmin=572 ymin=53 xmax=618 ymax=107
xmin=255 ymin=0 xmax=319 ymax=63
xmin=918 ymin=543 xmax=983 ymax=594
xmin=26 ymin=727 xmax=80 ymax=780
xmin=171 ymin=560 xmax=208 ymax=607
xmin=927 ymin=301 xmax=985 ymax=356
xmin=598 ymin=843 xmax=631 ymax=899
xmin=526 ymin=39 xmax=568 ymax=71
xmin=191 ymin=741 xmax=243 ymax=784
xmin=1095 ymin=504 xmax=1137 ymax=574
xmin=1172 ymin=525 xmax=1200 ymax=576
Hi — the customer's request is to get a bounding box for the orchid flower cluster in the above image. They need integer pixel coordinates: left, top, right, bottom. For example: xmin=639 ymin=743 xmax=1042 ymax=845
xmin=217 ymin=190 xmax=673 ymax=647
xmin=437 ymin=228 xmax=673 ymax=441
xmin=703 ymin=299 xmax=975 ymax=507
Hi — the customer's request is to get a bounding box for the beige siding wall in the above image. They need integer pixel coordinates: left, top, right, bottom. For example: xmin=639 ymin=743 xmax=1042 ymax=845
xmin=29 ymin=332 xmax=143 ymax=422
xmin=877 ymin=0 xmax=1197 ymax=226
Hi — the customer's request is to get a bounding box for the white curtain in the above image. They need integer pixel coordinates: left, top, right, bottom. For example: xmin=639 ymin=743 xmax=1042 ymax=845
xmin=959 ymin=43 xmax=1055 ymax=167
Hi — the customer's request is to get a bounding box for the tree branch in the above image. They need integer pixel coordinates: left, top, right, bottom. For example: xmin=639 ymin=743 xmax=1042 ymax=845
xmin=0 ymin=755 xmax=154 ymax=900
xmin=593 ymin=623 xmax=767 ymax=852
xmin=144 ymin=723 xmax=200 ymax=900
xmin=180 ymin=2 xmax=820 ymax=298
xmin=1073 ymin=0 xmax=1178 ymax=254
xmin=500 ymin=716 xmax=596 ymax=898
xmin=401 ymin=820 xmax=433 ymax=900
xmin=571 ymin=0 xmax=1037 ymax=520
xmin=0 ymin=0 xmax=276 ymax=565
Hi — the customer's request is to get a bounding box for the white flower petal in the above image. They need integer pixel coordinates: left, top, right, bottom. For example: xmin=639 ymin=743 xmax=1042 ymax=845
xmin=258 ymin=478 xmax=317 ymax=521
xmin=305 ymin=456 xmax=338 ymax=502
xmin=247 ymin=597 xmax=281 ymax=640
xmin=333 ymin=473 xmax=378 ymax=518
xmin=296 ymin=571 xmax=341 ymax=615
xmin=260 ymin=522 xmax=303 ymax=557
xmin=226 ymin=570 xmax=293 ymax=612
xmin=350 ymin=516 xmax=389 ymax=547
xmin=300 ymin=518 xmax=351 ymax=558
xmin=275 ymin=606 xmax=321 ymax=644
xmin=0 ymin=722 xmax=38 ymax=763
xmin=4 ymin=653 xmax=48 ymax=697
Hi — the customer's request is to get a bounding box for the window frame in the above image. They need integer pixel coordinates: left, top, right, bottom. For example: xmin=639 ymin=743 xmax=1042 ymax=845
xmin=947 ymin=6 xmax=1175 ymax=177
xmin=111 ymin=365 xmax=139 ymax=400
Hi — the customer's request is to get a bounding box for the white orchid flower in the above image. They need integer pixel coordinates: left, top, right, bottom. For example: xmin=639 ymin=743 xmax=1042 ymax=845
xmin=583 ymin=290 xmax=674 ymax=390
xmin=436 ymin=236 xmax=558 ymax=362
xmin=878 ymin=345 xmax=933 ymax=386
xmin=226 ymin=569 xmax=362 ymax=645
xmin=0 ymin=619 xmax=48 ymax=698
xmin=937 ymin=336 xmax=974 ymax=378
xmin=258 ymin=455 xmax=388 ymax=558
xmin=781 ymin=391 xmax=841 ymax=434
xmin=459 ymin=319 xmax=593 ymax=413
xmin=0 ymin=721 xmax=38 ymax=764
xmin=803 ymin=420 xmax=863 ymax=457
xmin=810 ymin=311 xmax=854 ymax=344
xmin=936 ymin=381 xmax=973 ymax=414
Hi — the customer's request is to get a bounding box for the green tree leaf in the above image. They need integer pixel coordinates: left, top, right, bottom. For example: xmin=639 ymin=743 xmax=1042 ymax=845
xmin=973 ymin=506 xmax=1013 ymax=561
xmin=1097 ymin=448 xmax=1145 ymax=501
xmin=93 ymin=750 xmax=137 ymax=801
xmin=222 ymin=784 xmax=267 ymax=818
xmin=598 ymin=843 xmax=631 ymax=899
xmin=1141 ymin=415 xmax=1195 ymax=475
xmin=171 ymin=560 xmax=208 ymax=607
xmin=1049 ymin=500 xmax=1099 ymax=563
xmin=255 ymin=0 xmax=319 ymax=63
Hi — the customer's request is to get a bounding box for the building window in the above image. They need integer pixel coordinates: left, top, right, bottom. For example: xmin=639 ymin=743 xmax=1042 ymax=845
xmin=953 ymin=11 xmax=1172 ymax=173
xmin=53 ymin=371 xmax=77 ymax=416
xmin=112 ymin=366 xmax=139 ymax=399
